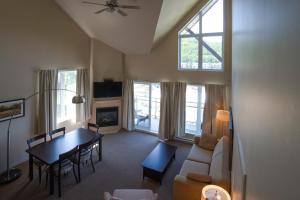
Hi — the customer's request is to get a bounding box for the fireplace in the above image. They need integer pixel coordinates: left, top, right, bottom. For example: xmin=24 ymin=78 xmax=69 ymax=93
xmin=92 ymin=98 xmax=122 ymax=134
xmin=96 ymin=107 xmax=118 ymax=127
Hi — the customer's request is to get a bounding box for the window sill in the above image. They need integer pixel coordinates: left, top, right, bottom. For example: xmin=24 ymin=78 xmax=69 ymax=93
xmin=177 ymin=68 xmax=224 ymax=72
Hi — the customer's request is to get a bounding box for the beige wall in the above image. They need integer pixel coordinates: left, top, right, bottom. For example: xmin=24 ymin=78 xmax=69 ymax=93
xmin=93 ymin=39 xmax=124 ymax=82
xmin=232 ymin=0 xmax=300 ymax=199
xmin=125 ymin=0 xmax=231 ymax=86
xmin=0 ymin=0 xmax=90 ymax=172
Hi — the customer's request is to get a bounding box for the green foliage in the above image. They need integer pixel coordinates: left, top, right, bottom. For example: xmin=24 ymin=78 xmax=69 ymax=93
xmin=181 ymin=37 xmax=222 ymax=67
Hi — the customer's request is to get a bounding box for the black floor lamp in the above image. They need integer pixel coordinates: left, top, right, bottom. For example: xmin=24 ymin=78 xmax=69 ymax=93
xmin=0 ymin=89 xmax=85 ymax=184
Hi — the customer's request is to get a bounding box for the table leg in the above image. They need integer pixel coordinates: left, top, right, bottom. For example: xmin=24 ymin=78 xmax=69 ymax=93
xmin=98 ymin=138 xmax=102 ymax=161
xmin=49 ymin=165 xmax=54 ymax=195
xmin=29 ymin=155 xmax=33 ymax=180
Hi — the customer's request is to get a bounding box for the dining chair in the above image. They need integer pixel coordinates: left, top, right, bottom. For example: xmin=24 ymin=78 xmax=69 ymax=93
xmin=27 ymin=133 xmax=47 ymax=183
xmin=49 ymin=127 xmax=66 ymax=140
xmin=87 ymin=123 xmax=101 ymax=153
xmin=50 ymin=146 xmax=79 ymax=197
xmin=72 ymin=139 xmax=96 ymax=182
xmin=87 ymin=123 xmax=100 ymax=133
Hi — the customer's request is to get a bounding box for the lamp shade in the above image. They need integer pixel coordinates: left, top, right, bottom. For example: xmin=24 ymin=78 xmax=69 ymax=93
xmin=201 ymin=185 xmax=231 ymax=200
xmin=216 ymin=110 xmax=230 ymax=122
xmin=72 ymin=95 xmax=85 ymax=104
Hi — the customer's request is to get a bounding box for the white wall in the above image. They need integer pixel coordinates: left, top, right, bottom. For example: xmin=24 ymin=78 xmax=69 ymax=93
xmin=125 ymin=0 xmax=231 ymax=86
xmin=0 ymin=0 xmax=90 ymax=172
xmin=93 ymin=39 xmax=124 ymax=82
xmin=232 ymin=0 xmax=300 ymax=199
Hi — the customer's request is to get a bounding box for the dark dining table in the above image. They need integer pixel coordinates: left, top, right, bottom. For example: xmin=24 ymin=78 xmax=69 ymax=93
xmin=26 ymin=128 xmax=103 ymax=195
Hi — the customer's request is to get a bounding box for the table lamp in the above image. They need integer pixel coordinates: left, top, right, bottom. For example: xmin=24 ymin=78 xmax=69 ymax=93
xmin=201 ymin=185 xmax=231 ymax=200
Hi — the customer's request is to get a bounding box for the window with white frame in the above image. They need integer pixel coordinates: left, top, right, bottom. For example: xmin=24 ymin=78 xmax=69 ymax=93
xmin=178 ymin=0 xmax=224 ymax=71
xmin=56 ymin=70 xmax=77 ymax=127
xmin=185 ymin=85 xmax=205 ymax=135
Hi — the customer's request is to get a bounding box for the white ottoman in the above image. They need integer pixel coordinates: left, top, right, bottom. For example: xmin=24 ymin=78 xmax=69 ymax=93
xmin=104 ymin=189 xmax=158 ymax=200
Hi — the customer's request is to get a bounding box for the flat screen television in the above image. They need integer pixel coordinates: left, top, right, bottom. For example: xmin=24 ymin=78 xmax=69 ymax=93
xmin=94 ymin=82 xmax=122 ymax=98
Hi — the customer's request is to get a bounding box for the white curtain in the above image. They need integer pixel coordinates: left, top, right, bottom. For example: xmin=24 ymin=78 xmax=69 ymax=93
xmin=174 ymin=82 xmax=187 ymax=138
xmin=202 ymin=84 xmax=226 ymax=138
xmin=37 ymin=69 xmax=58 ymax=134
xmin=122 ymin=80 xmax=134 ymax=131
xmin=76 ymin=69 xmax=90 ymax=124
xmin=159 ymin=82 xmax=187 ymax=140
xmin=159 ymin=82 xmax=174 ymax=140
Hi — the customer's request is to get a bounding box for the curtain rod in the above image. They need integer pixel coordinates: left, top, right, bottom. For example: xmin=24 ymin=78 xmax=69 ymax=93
xmin=33 ymin=67 xmax=88 ymax=73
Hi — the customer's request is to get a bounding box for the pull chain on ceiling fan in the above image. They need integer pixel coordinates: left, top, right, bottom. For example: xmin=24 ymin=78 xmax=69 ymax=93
xmin=82 ymin=0 xmax=140 ymax=16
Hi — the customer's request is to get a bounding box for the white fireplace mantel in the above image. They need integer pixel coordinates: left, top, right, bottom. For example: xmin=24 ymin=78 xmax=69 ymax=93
xmin=91 ymin=97 xmax=122 ymax=134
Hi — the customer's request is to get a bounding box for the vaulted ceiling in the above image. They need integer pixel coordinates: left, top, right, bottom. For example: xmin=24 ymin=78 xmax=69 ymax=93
xmin=55 ymin=0 xmax=199 ymax=55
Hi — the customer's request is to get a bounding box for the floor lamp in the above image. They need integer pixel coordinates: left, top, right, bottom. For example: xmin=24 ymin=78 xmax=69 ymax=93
xmin=216 ymin=110 xmax=230 ymax=137
xmin=0 ymin=89 xmax=85 ymax=184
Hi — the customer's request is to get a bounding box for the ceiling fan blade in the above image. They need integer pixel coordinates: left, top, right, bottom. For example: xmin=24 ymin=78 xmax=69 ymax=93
xmin=95 ymin=8 xmax=109 ymax=14
xmin=118 ymin=5 xmax=140 ymax=9
xmin=82 ymin=1 xmax=106 ymax=6
xmin=117 ymin=9 xmax=128 ymax=16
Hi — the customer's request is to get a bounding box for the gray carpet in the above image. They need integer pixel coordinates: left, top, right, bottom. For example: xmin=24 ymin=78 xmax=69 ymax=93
xmin=0 ymin=131 xmax=191 ymax=200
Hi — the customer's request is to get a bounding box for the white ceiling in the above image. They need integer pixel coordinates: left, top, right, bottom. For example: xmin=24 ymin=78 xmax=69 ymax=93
xmin=55 ymin=0 xmax=199 ymax=55
xmin=153 ymin=0 xmax=199 ymax=47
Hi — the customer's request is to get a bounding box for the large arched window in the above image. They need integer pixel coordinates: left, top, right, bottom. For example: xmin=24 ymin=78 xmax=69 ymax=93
xmin=178 ymin=0 xmax=224 ymax=71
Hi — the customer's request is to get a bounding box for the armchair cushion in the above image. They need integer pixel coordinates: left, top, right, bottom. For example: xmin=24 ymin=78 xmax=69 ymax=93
xmin=187 ymin=144 xmax=213 ymax=164
xmin=179 ymin=160 xmax=209 ymax=176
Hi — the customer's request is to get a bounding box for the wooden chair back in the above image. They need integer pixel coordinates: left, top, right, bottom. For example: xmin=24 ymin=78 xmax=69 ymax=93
xmin=79 ymin=139 xmax=94 ymax=151
xmin=27 ymin=133 xmax=47 ymax=149
xmin=87 ymin=123 xmax=100 ymax=133
xmin=59 ymin=146 xmax=78 ymax=163
xmin=49 ymin=127 xmax=66 ymax=140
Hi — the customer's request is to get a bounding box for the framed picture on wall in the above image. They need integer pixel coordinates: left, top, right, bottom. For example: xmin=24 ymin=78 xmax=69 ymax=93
xmin=0 ymin=98 xmax=25 ymax=122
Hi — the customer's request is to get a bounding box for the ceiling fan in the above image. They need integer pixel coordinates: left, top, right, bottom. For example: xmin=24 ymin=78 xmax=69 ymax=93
xmin=82 ymin=0 xmax=140 ymax=16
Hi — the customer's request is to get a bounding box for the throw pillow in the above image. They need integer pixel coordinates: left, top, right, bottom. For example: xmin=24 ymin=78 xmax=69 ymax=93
xmin=187 ymin=173 xmax=212 ymax=183
xmin=198 ymin=133 xmax=218 ymax=151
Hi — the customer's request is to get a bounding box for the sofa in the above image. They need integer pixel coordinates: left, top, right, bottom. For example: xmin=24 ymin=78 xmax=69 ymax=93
xmin=173 ymin=135 xmax=231 ymax=200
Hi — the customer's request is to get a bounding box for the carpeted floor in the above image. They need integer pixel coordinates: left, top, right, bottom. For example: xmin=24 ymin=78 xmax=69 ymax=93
xmin=0 ymin=131 xmax=191 ymax=200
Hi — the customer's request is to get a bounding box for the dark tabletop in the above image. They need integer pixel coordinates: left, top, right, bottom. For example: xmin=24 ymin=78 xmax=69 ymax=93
xmin=26 ymin=128 xmax=102 ymax=165
xmin=142 ymin=142 xmax=177 ymax=173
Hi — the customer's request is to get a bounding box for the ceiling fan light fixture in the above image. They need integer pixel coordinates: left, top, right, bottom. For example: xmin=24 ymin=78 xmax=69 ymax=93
xmin=83 ymin=0 xmax=140 ymax=16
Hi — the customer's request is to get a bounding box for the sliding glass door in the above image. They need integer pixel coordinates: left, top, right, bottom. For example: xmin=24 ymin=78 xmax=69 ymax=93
xmin=134 ymin=82 xmax=160 ymax=133
xmin=182 ymin=85 xmax=205 ymax=139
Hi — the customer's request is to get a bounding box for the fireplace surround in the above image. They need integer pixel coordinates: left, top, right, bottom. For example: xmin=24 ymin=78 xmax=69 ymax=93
xmin=91 ymin=98 xmax=122 ymax=134
xmin=96 ymin=107 xmax=118 ymax=127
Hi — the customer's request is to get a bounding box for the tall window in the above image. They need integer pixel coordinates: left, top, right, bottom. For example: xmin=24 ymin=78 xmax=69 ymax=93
xmin=178 ymin=0 xmax=224 ymax=71
xmin=57 ymin=70 xmax=77 ymax=126
xmin=185 ymin=85 xmax=205 ymax=135
xmin=134 ymin=82 xmax=160 ymax=133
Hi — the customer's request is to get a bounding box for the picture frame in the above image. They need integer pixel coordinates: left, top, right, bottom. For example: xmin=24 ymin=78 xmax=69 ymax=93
xmin=0 ymin=98 xmax=25 ymax=122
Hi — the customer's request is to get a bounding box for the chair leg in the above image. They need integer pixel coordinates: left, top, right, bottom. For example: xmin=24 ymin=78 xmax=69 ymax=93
xmin=38 ymin=166 xmax=42 ymax=184
xmin=58 ymin=172 xmax=61 ymax=197
xmin=77 ymin=163 xmax=81 ymax=183
xmin=73 ymin=164 xmax=78 ymax=183
xmin=45 ymin=172 xmax=48 ymax=188
xmin=90 ymin=156 xmax=95 ymax=173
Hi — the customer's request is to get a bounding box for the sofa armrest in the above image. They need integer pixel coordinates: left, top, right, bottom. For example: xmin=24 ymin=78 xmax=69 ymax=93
xmin=193 ymin=135 xmax=201 ymax=144
xmin=173 ymin=175 xmax=208 ymax=200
